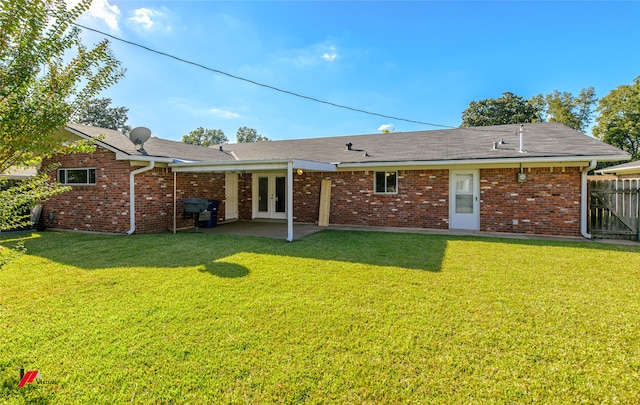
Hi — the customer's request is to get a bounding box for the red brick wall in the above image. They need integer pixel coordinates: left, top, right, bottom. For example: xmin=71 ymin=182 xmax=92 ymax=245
xmin=43 ymin=147 xmax=228 ymax=234
xmin=174 ymin=172 xmax=226 ymax=229
xmin=238 ymin=173 xmax=253 ymax=220
xmin=43 ymin=148 xmax=133 ymax=233
xmin=293 ymin=170 xmax=450 ymax=229
xmin=294 ymin=168 xmax=581 ymax=236
xmin=292 ymin=172 xmax=322 ymax=222
xmin=42 ymin=147 xmax=583 ymax=236
xmin=480 ymin=167 xmax=582 ymax=236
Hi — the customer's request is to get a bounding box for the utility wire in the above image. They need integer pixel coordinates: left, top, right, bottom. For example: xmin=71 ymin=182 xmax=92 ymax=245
xmin=72 ymin=22 xmax=460 ymax=129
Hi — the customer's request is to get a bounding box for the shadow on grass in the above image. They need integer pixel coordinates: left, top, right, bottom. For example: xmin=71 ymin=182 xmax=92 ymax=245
xmin=203 ymin=261 xmax=250 ymax=278
xmin=3 ymin=229 xmax=639 ymax=276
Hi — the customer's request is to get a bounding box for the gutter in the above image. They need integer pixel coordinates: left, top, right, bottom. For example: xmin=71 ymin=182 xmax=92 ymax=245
xmin=127 ymin=161 xmax=155 ymax=235
xmin=580 ymin=160 xmax=597 ymax=239
xmin=337 ymin=155 xmax=629 ymax=169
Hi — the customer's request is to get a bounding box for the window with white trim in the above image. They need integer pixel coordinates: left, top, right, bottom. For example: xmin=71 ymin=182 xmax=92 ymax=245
xmin=374 ymin=171 xmax=397 ymax=194
xmin=58 ymin=168 xmax=96 ymax=185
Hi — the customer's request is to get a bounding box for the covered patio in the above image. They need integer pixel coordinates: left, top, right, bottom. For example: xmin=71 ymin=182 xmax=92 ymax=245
xmin=170 ymin=158 xmax=336 ymax=241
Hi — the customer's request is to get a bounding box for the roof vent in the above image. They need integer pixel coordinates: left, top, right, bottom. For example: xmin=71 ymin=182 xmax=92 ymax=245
xmin=518 ymin=124 xmax=526 ymax=153
xmin=219 ymin=145 xmax=223 ymax=152
xmin=346 ymin=142 xmax=353 ymax=151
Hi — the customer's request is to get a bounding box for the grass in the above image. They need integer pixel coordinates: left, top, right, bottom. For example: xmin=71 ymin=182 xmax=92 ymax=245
xmin=1 ymin=230 xmax=639 ymax=404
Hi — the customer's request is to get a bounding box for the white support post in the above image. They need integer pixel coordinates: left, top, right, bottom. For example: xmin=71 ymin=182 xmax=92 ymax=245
xmin=173 ymin=170 xmax=177 ymax=234
xmin=287 ymin=161 xmax=294 ymax=242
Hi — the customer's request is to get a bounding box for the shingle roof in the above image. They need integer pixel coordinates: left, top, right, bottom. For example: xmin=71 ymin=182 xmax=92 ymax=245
xmin=65 ymin=123 xmax=230 ymax=162
xmin=66 ymin=122 xmax=629 ymax=165
xmin=221 ymin=122 xmax=629 ymax=164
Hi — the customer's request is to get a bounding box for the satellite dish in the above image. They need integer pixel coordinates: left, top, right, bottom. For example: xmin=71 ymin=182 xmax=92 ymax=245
xmin=129 ymin=127 xmax=151 ymax=145
xmin=128 ymin=127 xmax=151 ymax=155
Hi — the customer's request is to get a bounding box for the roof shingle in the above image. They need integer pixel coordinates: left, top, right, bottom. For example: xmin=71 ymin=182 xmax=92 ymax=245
xmin=220 ymin=122 xmax=628 ymax=164
xmin=66 ymin=122 xmax=629 ymax=165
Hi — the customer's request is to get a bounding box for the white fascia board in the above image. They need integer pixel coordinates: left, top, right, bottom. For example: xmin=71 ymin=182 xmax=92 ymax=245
xmin=169 ymin=159 xmax=337 ymax=173
xmin=114 ymin=152 xmax=173 ymax=163
xmin=337 ymin=155 xmax=631 ymax=169
xmin=170 ymin=161 xmax=289 ymax=172
xmin=596 ymin=167 xmax=639 ymax=175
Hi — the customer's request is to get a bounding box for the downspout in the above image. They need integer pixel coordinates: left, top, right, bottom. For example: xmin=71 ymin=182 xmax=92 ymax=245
xmin=580 ymin=160 xmax=597 ymax=239
xmin=127 ymin=161 xmax=155 ymax=235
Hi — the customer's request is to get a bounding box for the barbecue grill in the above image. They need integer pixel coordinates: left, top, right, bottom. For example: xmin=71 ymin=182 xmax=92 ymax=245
xmin=183 ymin=198 xmax=209 ymax=232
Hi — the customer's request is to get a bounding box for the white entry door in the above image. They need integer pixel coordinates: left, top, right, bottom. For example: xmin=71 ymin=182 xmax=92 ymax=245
xmin=450 ymin=170 xmax=480 ymax=230
xmin=253 ymin=173 xmax=287 ymax=219
xmin=225 ymin=173 xmax=238 ymax=220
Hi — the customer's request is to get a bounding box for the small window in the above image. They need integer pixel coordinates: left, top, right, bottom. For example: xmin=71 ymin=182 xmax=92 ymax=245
xmin=58 ymin=168 xmax=96 ymax=185
xmin=374 ymin=171 xmax=397 ymax=194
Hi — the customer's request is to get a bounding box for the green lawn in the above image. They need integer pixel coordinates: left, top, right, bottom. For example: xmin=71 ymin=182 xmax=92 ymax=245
xmin=1 ymin=230 xmax=639 ymax=404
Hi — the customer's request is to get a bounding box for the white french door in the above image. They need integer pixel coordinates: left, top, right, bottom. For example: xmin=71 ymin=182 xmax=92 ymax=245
xmin=449 ymin=170 xmax=480 ymax=230
xmin=253 ymin=173 xmax=287 ymax=219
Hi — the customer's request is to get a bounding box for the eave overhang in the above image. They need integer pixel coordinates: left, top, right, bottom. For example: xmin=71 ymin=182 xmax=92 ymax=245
xmin=595 ymin=164 xmax=639 ymax=175
xmin=114 ymin=152 xmax=174 ymax=163
xmin=169 ymin=159 xmax=337 ymax=173
xmin=65 ymin=126 xmax=126 ymax=155
xmin=336 ymin=154 xmax=631 ymax=169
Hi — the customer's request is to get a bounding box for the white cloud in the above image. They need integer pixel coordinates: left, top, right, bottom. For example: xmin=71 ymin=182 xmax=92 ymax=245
xmin=280 ymin=43 xmax=339 ymax=67
xmin=130 ymin=8 xmax=157 ymax=30
xmin=378 ymin=123 xmax=395 ymax=133
xmin=69 ymin=0 xmax=120 ymax=31
xmin=322 ymin=53 xmax=337 ymax=62
xmin=209 ymin=108 xmax=241 ymax=119
xmin=130 ymin=8 xmax=172 ymax=32
xmin=322 ymin=45 xmax=338 ymax=62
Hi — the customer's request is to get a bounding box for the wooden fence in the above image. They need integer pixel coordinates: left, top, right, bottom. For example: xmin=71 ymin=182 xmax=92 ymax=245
xmin=589 ymin=179 xmax=640 ymax=240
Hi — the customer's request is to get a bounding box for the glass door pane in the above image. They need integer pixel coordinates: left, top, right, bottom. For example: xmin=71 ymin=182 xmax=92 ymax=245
xmin=258 ymin=177 xmax=268 ymax=212
xmin=455 ymin=174 xmax=474 ymax=214
xmin=275 ymin=176 xmax=286 ymax=213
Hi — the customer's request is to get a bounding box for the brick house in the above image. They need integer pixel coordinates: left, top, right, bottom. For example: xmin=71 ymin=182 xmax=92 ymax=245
xmin=43 ymin=122 xmax=629 ymax=240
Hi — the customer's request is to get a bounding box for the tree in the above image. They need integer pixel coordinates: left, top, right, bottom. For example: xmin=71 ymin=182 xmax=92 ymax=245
xmin=592 ymin=77 xmax=640 ymax=160
xmin=72 ymin=97 xmax=131 ymax=133
xmin=182 ymin=127 xmax=228 ymax=146
xmin=461 ymin=89 xmax=597 ymax=132
xmin=0 ymin=0 xmax=124 ymax=232
xmin=460 ymin=92 xmax=541 ymax=127
xmin=236 ymin=126 xmax=270 ymax=143
xmin=533 ymin=87 xmax=597 ymax=132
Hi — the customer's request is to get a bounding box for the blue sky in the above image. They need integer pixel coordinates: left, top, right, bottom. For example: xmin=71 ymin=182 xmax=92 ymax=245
xmin=74 ymin=1 xmax=640 ymax=142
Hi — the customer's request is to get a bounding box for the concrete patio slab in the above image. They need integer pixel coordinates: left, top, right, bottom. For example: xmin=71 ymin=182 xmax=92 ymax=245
xmin=187 ymin=220 xmax=324 ymax=240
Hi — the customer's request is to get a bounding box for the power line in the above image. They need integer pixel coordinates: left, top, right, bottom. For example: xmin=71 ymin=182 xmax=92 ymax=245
xmin=72 ymin=22 xmax=458 ymax=129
